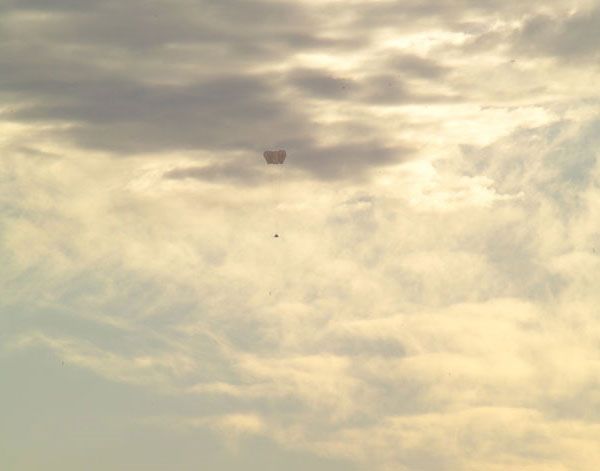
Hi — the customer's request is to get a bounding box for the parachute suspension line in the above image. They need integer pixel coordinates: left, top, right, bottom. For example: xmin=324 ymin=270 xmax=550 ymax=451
xmin=269 ymin=164 xmax=279 ymax=237
xmin=275 ymin=163 xmax=283 ymax=236
xmin=263 ymin=149 xmax=287 ymax=300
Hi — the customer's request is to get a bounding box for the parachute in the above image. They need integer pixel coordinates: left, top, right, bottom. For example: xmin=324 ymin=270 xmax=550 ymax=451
xmin=263 ymin=150 xmax=286 ymax=164
xmin=264 ymin=149 xmax=286 ymax=238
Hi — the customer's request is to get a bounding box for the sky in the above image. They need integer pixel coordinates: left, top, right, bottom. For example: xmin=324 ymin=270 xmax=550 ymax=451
xmin=2 ymin=1 xmax=600 ymax=470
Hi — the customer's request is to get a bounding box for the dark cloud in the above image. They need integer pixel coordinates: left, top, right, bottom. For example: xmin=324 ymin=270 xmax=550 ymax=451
xmin=388 ymin=54 xmax=449 ymax=79
xmin=0 ymin=0 xmax=106 ymax=11
xmin=286 ymin=59 xmax=450 ymax=103
xmin=288 ymin=69 xmax=355 ymax=100
xmin=287 ymin=68 xmax=459 ymax=105
xmin=289 ymin=140 xmax=414 ymax=181
xmin=1 ymin=0 xmax=447 ymax=184
xmin=0 ymin=0 xmax=414 ymax=182
xmin=4 ymin=72 xmax=308 ymax=153
xmin=360 ymin=74 xmax=460 ymax=105
xmin=515 ymin=8 xmax=600 ymax=60
xmin=360 ymin=75 xmax=412 ymax=104
xmin=0 ymin=0 xmax=353 ymax=58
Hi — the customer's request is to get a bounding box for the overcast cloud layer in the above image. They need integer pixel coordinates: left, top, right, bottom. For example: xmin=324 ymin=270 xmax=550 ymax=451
xmin=2 ymin=1 xmax=600 ymax=470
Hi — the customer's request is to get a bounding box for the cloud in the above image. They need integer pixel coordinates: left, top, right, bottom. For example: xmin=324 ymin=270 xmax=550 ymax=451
xmin=515 ymin=8 xmax=600 ymax=60
xmin=4 ymin=74 xmax=308 ymax=153
xmin=288 ymin=68 xmax=355 ymax=100
xmin=3 ymin=0 xmax=600 ymax=470
xmin=389 ymin=53 xmax=450 ymax=79
xmin=164 ymin=161 xmax=267 ymax=186
xmin=289 ymin=141 xmax=415 ymax=180
xmin=1 ymin=0 xmax=422 ymax=182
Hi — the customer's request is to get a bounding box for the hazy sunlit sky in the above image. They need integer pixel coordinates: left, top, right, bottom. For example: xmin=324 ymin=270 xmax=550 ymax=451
xmin=2 ymin=1 xmax=600 ymax=470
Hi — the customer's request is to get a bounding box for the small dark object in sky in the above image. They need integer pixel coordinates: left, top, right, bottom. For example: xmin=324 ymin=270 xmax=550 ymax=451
xmin=274 ymin=234 xmax=279 ymax=238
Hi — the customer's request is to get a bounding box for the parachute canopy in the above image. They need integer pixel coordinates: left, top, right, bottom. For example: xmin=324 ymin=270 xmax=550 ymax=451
xmin=264 ymin=149 xmax=286 ymax=164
